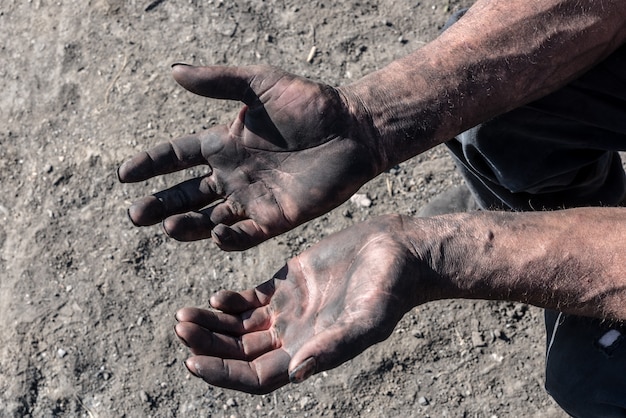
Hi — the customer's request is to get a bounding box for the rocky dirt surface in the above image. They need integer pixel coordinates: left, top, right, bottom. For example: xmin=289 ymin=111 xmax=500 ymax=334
xmin=2 ymin=0 xmax=570 ymax=416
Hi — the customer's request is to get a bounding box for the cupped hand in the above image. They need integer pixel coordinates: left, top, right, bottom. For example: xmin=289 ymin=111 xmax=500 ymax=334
xmin=174 ymin=215 xmax=423 ymax=394
xmin=118 ymin=64 xmax=381 ymax=251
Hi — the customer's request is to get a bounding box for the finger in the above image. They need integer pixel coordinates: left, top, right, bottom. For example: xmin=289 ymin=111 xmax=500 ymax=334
xmin=162 ymin=200 xmax=243 ymax=241
xmin=166 ymin=207 xmax=274 ymax=249
xmin=288 ymin=324 xmax=387 ymax=384
xmin=176 ymin=322 xmax=246 ymax=358
xmin=128 ymin=176 xmax=219 ymax=227
xmin=210 ymin=278 xmax=278 ymax=314
xmin=211 ymin=220 xmax=273 ymax=251
xmin=175 ymin=306 xmax=272 ymax=334
xmin=118 ymin=135 xmax=208 ymax=183
xmin=184 ymin=349 xmax=291 ymax=394
xmin=175 ymin=322 xmax=280 ymax=359
xmin=172 ymin=64 xmax=266 ymax=103
xmin=162 ymin=212 xmax=214 ymax=241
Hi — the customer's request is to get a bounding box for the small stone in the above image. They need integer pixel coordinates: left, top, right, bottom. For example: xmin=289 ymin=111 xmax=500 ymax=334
xmin=139 ymin=390 xmax=150 ymax=403
xmin=57 ymin=348 xmax=67 ymax=359
xmin=471 ymin=331 xmax=487 ymax=347
xmin=418 ymin=396 xmax=429 ymax=406
xmin=350 ymin=193 xmax=372 ymax=208
xmin=226 ymin=398 xmax=237 ymax=407
xmin=300 ymin=396 xmax=311 ymax=409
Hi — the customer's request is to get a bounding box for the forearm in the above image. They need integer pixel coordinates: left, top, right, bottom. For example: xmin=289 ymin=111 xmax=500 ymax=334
xmin=340 ymin=0 xmax=626 ymax=169
xmin=405 ymin=207 xmax=626 ymax=321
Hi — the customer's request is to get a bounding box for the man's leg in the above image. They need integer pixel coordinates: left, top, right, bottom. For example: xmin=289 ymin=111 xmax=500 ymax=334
xmin=544 ymin=310 xmax=626 ymax=417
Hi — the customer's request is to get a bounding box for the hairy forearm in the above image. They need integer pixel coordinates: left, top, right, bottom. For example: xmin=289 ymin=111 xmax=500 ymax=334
xmin=340 ymin=0 xmax=626 ymax=169
xmin=405 ymin=207 xmax=626 ymax=321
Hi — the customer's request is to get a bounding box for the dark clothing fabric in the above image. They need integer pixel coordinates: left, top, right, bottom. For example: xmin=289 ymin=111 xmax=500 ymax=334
xmin=544 ymin=310 xmax=626 ymax=417
xmin=446 ymin=43 xmax=626 ymax=211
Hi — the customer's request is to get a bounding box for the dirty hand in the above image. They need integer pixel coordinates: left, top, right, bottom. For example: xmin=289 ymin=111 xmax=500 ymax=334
xmin=174 ymin=215 xmax=421 ymax=393
xmin=118 ymin=64 xmax=381 ymax=251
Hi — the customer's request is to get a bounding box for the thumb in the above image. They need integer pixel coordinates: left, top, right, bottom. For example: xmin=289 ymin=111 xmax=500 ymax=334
xmin=171 ymin=63 xmax=266 ymax=103
xmin=288 ymin=325 xmax=378 ymax=384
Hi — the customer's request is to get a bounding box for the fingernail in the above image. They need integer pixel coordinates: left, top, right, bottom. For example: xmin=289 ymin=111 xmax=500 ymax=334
xmin=173 ymin=324 xmax=188 ymax=344
xmin=212 ymin=227 xmax=232 ymax=246
xmin=161 ymin=219 xmax=173 ymax=238
xmin=184 ymin=359 xmax=199 ymax=377
xmin=171 ymin=62 xmax=191 ymax=68
xmin=126 ymin=208 xmax=141 ymax=227
xmin=177 ymin=335 xmax=190 ymax=348
xmin=116 ymin=165 xmax=124 ymax=183
xmin=289 ymin=357 xmax=316 ymax=384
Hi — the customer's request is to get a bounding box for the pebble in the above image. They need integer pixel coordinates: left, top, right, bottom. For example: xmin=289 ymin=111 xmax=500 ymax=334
xmin=226 ymin=398 xmax=237 ymax=407
xmin=350 ymin=193 xmax=372 ymax=208
xmin=471 ymin=331 xmax=487 ymax=347
xmin=57 ymin=348 xmax=67 ymax=359
xmin=300 ymin=396 xmax=311 ymax=409
xmin=418 ymin=396 xmax=429 ymax=406
xmin=139 ymin=390 xmax=150 ymax=403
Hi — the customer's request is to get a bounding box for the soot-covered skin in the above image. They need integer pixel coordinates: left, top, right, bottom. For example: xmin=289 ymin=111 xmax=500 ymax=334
xmin=173 ymin=214 xmax=423 ymax=394
xmin=118 ymin=64 xmax=382 ymax=251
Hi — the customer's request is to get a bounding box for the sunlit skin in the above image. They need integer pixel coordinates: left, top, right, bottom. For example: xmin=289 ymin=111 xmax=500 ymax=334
xmin=119 ymin=0 xmax=626 ymax=394
xmin=175 ymin=209 xmax=626 ymax=394
xmin=118 ymin=65 xmax=381 ymax=251
xmin=175 ymin=215 xmax=419 ymax=394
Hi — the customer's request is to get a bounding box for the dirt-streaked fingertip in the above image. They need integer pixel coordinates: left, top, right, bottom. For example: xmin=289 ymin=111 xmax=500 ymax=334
xmin=184 ymin=359 xmax=199 ymax=377
xmin=174 ymin=325 xmax=190 ymax=348
xmin=211 ymin=226 xmax=233 ymax=247
xmin=126 ymin=208 xmax=141 ymax=227
xmin=116 ymin=164 xmax=124 ymax=183
xmin=288 ymin=357 xmax=316 ymax=384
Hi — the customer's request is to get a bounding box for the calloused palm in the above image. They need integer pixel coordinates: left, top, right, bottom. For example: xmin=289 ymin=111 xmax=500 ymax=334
xmin=118 ymin=64 xmax=382 ymax=251
xmin=174 ymin=215 xmax=422 ymax=394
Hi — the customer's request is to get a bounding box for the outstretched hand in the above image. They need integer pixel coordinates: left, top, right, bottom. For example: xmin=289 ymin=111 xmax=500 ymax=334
xmin=118 ymin=64 xmax=381 ymax=251
xmin=174 ymin=215 xmax=423 ymax=394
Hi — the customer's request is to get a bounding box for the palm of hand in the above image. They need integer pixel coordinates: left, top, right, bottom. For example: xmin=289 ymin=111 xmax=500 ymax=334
xmin=175 ymin=216 xmax=418 ymax=394
xmin=118 ymin=65 xmax=379 ymax=250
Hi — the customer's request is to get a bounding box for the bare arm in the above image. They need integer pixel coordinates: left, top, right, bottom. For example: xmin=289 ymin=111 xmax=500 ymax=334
xmin=411 ymin=207 xmax=626 ymax=320
xmin=119 ymin=0 xmax=626 ymax=250
xmin=174 ymin=207 xmax=626 ymax=393
xmin=341 ymin=0 xmax=626 ymax=168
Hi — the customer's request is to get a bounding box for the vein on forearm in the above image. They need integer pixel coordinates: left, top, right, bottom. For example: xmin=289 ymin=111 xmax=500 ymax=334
xmin=415 ymin=208 xmax=626 ymax=321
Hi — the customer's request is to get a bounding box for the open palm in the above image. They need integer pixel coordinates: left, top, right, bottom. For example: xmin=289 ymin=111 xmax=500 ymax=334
xmin=174 ymin=215 xmax=421 ymax=393
xmin=118 ymin=64 xmax=381 ymax=250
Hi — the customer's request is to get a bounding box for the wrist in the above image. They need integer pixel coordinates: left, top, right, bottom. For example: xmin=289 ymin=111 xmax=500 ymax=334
xmin=334 ymin=84 xmax=389 ymax=175
xmin=400 ymin=213 xmax=477 ymax=306
xmin=337 ymin=53 xmax=462 ymax=170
